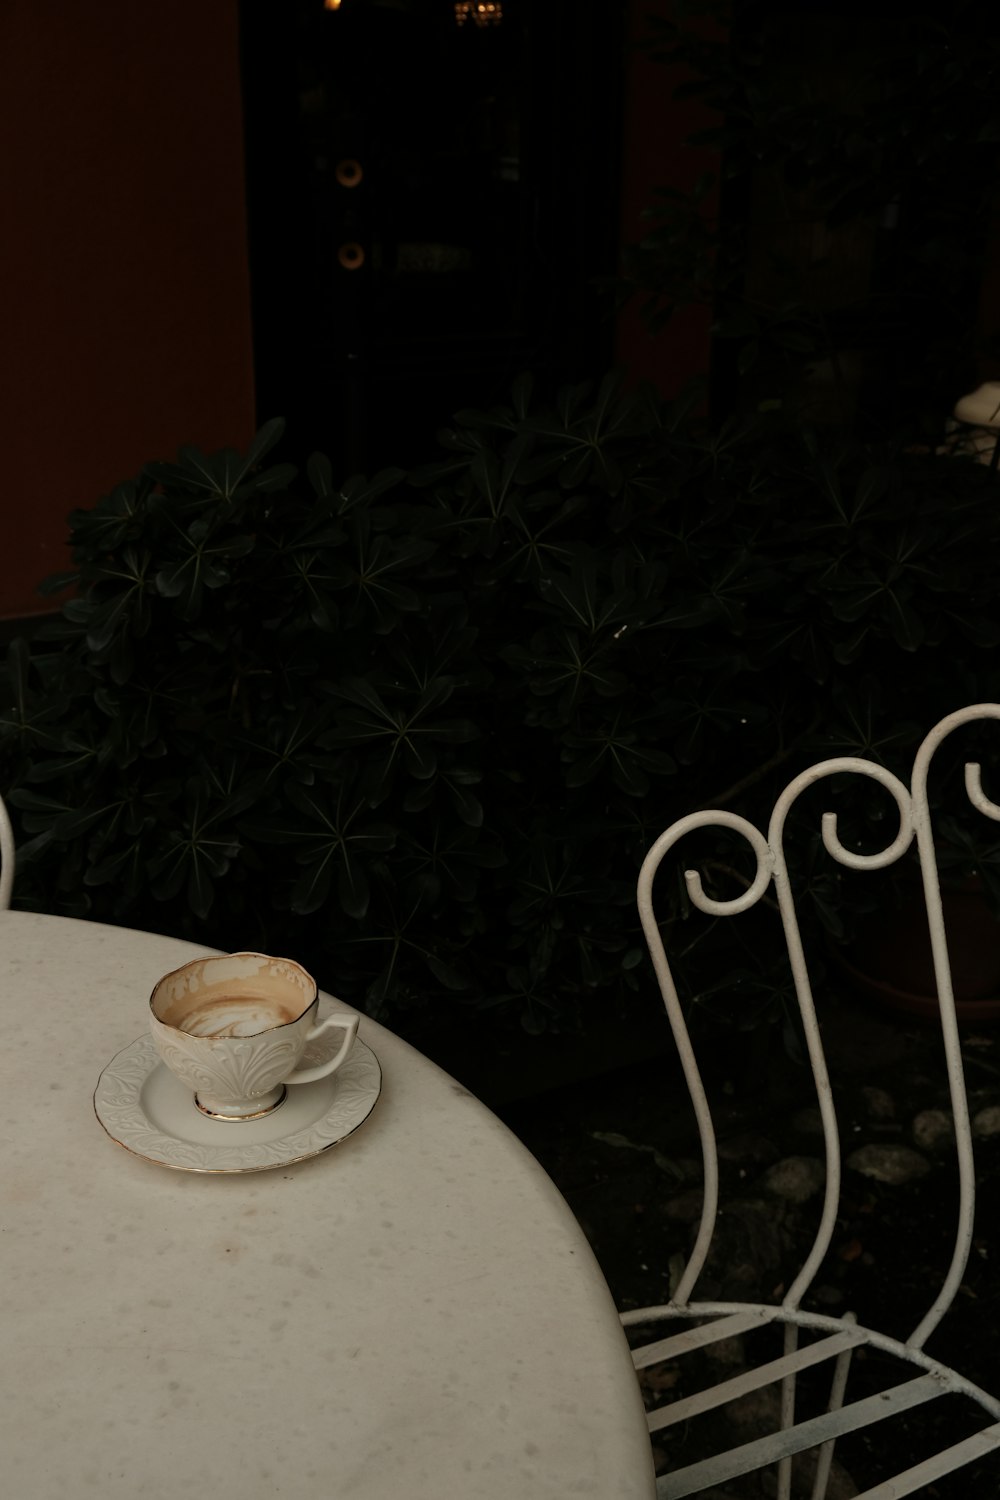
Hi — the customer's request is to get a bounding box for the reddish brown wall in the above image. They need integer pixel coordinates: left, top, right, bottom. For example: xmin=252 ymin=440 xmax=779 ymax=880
xmin=0 ymin=1 xmax=255 ymax=618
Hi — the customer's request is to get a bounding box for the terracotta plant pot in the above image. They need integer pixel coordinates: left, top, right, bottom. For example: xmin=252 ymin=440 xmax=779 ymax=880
xmin=834 ymin=874 xmax=1000 ymax=1023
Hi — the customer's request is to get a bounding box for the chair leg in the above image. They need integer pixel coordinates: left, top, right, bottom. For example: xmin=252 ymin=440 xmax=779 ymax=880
xmin=776 ymin=1324 xmax=797 ymax=1500
xmin=811 ymin=1320 xmax=855 ymax=1500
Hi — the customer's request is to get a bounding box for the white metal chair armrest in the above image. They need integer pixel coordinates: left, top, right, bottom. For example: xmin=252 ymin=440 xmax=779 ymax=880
xmin=0 ymin=792 xmax=14 ymax=909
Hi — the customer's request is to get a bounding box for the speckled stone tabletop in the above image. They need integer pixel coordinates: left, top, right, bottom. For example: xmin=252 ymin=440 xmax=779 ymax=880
xmin=0 ymin=911 xmax=655 ymax=1498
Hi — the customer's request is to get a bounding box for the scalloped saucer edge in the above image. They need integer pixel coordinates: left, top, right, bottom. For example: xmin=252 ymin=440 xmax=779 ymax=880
xmin=94 ymin=1032 xmax=381 ymax=1173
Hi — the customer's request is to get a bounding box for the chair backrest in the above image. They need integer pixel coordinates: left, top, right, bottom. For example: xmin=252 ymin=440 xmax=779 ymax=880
xmin=0 ymin=792 xmax=14 ymax=909
xmin=629 ymin=704 xmax=1000 ymax=1498
xmin=638 ymin=701 xmax=999 ymax=1349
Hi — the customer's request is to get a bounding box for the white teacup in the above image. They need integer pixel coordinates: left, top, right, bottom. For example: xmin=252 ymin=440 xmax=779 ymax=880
xmin=149 ymin=952 xmax=359 ymax=1120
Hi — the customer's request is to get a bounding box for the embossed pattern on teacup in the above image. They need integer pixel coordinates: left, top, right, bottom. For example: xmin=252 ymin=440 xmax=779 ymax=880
xmin=151 ymin=1030 xmax=302 ymax=1102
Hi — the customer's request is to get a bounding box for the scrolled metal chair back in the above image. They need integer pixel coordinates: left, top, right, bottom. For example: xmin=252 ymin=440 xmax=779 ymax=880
xmin=630 ymin=705 xmax=1000 ymax=1500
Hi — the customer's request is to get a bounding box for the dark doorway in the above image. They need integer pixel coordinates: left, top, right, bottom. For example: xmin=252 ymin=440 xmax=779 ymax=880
xmin=240 ymin=0 xmax=626 ymax=469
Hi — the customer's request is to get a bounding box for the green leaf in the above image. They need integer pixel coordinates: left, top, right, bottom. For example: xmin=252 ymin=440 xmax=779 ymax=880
xmin=307 ymin=451 xmax=335 ymax=498
xmin=84 ymin=841 xmax=146 ymax=889
xmin=37 ymin=571 xmax=79 ymax=597
xmin=884 ymin=592 xmax=925 ymax=651
xmin=337 ymin=468 xmax=406 ymax=513
xmin=337 ymin=857 xmax=370 ymax=920
xmin=425 ymin=954 xmax=471 ymax=992
xmin=447 ymin=779 xmax=483 ymax=827
xmin=24 ymin=741 xmax=97 ymax=786
xmin=244 ymin=417 xmax=287 ymax=469
xmin=4 ymin=638 xmax=31 ymax=719
xmin=403 ymin=739 xmax=437 ymax=779
xmin=250 ymin=462 xmax=298 ymax=494
xmin=187 ymin=853 xmax=222 ymax=920
xmin=86 ymin=590 xmax=144 ymax=653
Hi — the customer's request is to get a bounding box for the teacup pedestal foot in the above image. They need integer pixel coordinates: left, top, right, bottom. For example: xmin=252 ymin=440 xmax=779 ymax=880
xmin=195 ymin=1084 xmax=287 ymax=1120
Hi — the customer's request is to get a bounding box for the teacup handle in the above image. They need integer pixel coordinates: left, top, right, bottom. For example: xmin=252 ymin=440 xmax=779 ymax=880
xmin=285 ymin=1012 xmax=360 ymax=1086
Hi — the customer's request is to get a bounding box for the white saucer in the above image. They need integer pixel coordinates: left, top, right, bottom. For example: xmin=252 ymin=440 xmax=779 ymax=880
xmin=94 ymin=1030 xmax=382 ymax=1174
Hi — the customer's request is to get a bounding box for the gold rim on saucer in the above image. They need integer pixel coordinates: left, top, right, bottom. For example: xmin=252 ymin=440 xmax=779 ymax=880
xmin=93 ymin=1033 xmax=381 ymax=1174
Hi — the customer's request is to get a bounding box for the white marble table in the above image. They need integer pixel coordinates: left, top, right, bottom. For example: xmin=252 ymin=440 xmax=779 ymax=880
xmin=0 ymin=912 xmax=655 ymax=1499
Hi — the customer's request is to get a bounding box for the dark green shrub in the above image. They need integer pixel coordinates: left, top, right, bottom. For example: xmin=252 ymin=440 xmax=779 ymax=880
xmin=3 ymin=381 xmax=999 ymax=1036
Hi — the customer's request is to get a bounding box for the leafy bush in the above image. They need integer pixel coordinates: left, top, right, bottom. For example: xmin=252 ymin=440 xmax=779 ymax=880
xmin=3 ymin=380 xmax=1000 ymax=1035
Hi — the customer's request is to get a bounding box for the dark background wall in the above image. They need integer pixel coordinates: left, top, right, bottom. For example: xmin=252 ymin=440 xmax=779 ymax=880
xmin=0 ymin=0 xmax=255 ymax=619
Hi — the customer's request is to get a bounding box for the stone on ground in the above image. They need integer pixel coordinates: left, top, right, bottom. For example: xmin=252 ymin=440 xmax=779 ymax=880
xmin=912 ymin=1107 xmax=954 ymax=1151
xmin=973 ymin=1103 xmax=1000 ymax=1138
xmin=846 ymin=1142 xmax=930 ymax=1184
xmin=760 ymin=1156 xmax=825 ymax=1203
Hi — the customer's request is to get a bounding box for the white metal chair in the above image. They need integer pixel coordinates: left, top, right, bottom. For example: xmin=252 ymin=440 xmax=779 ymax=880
xmin=0 ymin=791 xmax=13 ymax=909
xmin=627 ymin=703 xmax=1000 ymax=1498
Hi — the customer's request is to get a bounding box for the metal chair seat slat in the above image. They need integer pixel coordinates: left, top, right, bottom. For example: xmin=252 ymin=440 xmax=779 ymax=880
xmin=851 ymin=1421 xmax=1000 ymax=1500
xmin=631 ymin=1310 xmax=767 ymax=1369
xmin=656 ymin=1373 xmax=944 ymax=1498
xmin=646 ymin=1325 xmax=867 ymax=1433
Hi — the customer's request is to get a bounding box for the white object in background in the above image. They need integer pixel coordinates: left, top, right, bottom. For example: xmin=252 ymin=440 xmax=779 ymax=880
xmin=950 ymin=380 xmax=1000 ymax=463
xmin=953 ymin=381 xmax=1000 ymax=426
